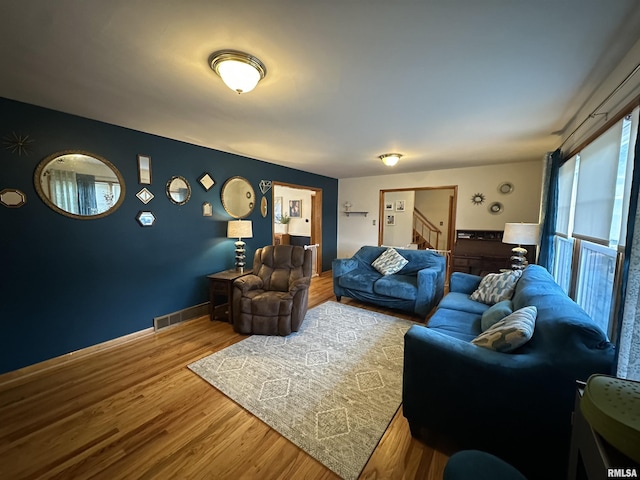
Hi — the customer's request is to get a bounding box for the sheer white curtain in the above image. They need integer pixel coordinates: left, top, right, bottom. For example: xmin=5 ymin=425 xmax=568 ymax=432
xmin=48 ymin=169 xmax=78 ymax=214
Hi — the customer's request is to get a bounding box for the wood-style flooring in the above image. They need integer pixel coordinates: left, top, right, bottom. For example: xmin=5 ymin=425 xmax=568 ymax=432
xmin=0 ymin=273 xmax=453 ymax=479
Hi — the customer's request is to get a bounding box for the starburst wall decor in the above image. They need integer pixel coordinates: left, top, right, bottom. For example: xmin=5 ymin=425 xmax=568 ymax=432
xmin=471 ymin=192 xmax=486 ymax=205
xmin=3 ymin=131 xmax=34 ymax=156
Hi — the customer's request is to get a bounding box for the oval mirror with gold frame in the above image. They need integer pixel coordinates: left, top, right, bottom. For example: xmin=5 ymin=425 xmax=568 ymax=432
xmin=221 ymin=176 xmax=255 ymax=219
xmin=34 ymin=150 xmax=126 ymax=219
xmin=260 ymin=196 xmax=268 ymax=217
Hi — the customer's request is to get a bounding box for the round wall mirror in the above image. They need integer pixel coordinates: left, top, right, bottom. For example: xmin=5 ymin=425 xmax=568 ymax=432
xmin=34 ymin=150 xmax=125 ymax=219
xmin=166 ymin=176 xmax=191 ymax=205
xmin=221 ymin=176 xmax=255 ymax=218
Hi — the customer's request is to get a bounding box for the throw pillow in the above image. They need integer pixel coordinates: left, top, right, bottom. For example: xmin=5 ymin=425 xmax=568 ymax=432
xmin=481 ymin=299 xmax=513 ymax=332
xmin=371 ymin=247 xmax=408 ymax=275
xmin=469 ymin=270 xmax=522 ymax=305
xmin=472 ymin=306 xmax=537 ymax=352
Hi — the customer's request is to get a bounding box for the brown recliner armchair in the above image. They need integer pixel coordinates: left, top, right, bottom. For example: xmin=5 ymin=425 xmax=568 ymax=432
xmin=232 ymin=245 xmax=313 ymax=335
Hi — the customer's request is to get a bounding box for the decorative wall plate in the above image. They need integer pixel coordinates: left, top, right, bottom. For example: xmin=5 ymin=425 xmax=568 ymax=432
xmin=489 ymin=202 xmax=504 ymax=214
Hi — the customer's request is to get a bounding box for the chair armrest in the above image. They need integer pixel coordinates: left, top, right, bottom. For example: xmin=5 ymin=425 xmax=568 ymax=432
xmin=289 ymin=276 xmax=311 ymax=295
xmin=233 ymin=274 xmax=263 ymax=293
xmin=332 ymin=258 xmax=359 ymax=277
xmin=414 ymin=267 xmax=443 ymax=316
xmin=449 ymin=272 xmax=482 ymax=293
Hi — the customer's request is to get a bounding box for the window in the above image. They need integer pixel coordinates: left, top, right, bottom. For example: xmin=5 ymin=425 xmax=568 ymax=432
xmin=553 ymin=107 xmax=639 ymax=339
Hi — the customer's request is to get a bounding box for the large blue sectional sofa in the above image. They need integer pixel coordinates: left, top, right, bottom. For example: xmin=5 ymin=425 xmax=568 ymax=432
xmin=402 ymin=265 xmax=615 ymax=480
xmin=332 ymin=246 xmax=446 ymax=317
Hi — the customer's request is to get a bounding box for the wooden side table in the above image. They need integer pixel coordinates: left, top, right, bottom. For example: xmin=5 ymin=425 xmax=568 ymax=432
xmin=207 ymin=269 xmax=253 ymax=323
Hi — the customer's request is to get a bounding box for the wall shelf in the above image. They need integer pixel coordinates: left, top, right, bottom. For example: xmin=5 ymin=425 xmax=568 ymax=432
xmin=344 ymin=211 xmax=368 ymax=217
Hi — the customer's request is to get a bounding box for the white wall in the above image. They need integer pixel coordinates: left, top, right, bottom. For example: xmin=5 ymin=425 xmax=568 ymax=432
xmin=338 ymin=159 xmax=543 ymax=258
xmin=381 ymin=191 xmax=415 ymax=247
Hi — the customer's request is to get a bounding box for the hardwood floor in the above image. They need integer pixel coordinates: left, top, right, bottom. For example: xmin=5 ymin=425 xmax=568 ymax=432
xmin=0 ymin=273 xmax=452 ymax=479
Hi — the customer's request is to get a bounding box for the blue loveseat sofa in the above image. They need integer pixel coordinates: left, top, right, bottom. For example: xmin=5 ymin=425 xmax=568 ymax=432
xmin=332 ymin=246 xmax=446 ymax=317
xmin=403 ymin=265 xmax=615 ymax=480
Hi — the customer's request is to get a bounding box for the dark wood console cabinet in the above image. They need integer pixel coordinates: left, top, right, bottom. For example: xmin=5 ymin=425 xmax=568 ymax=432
xmin=452 ymin=230 xmax=535 ymax=276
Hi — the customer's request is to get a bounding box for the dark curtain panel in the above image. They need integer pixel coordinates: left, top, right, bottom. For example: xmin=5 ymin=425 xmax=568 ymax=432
xmin=614 ymin=118 xmax=640 ymax=361
xmin=76 ymin=174 xmax=97 ymax=215
xmin=537 ymin=149 xmax=561 ymax=271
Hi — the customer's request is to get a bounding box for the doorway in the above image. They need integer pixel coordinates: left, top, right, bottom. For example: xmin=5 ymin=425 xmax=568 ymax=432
xmin=378 ymin=186 xmax=457 ymax=251
xmin=272 ymin=182 xmax=323 ymax=275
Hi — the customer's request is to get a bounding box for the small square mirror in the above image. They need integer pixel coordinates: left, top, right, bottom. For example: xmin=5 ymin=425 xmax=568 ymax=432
xmin=198 ymin=173 xmax=215 ymax=191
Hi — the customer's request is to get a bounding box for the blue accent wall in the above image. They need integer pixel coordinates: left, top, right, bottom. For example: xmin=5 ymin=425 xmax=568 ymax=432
xmin=0 ymin=97 xmax=338 ymax=374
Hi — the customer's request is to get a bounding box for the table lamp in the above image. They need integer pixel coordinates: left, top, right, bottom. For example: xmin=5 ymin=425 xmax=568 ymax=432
xmin=227 ymin=219 xmax=253 ymax=272
xmin=502 ymin=223 xmax=540 ymax=270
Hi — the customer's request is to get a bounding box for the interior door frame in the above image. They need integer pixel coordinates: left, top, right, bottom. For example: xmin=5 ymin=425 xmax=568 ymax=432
xmin=272 ymin=181 xmax=323 ymax=274
xmin=378 ymin=185 xmax=457 ymax=251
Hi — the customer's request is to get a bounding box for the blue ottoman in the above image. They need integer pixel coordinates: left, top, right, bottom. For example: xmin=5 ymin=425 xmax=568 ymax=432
xmin=444 ymin=450 xmax=527 ymax=480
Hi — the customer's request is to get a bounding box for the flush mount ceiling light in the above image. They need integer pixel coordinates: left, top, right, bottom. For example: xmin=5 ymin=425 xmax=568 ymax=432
xmin=209 ymin=50 xmax=267 ymax=94
xmin=379 ymin=153 xmax=402 ymax=167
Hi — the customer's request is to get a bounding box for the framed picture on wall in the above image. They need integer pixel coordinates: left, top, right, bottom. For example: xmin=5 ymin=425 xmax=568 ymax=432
xmin=289 ymin=199 xmax=301 ymax=218
xmin=395 ymin=200 xmax=405 ymax=212
xmin=385 ymin=201 xmax=394 ymax=211
xmin=386 ymin=214 xmax=396 ymax=226
xmin=274 ymin=196 xmax=283 ymax=222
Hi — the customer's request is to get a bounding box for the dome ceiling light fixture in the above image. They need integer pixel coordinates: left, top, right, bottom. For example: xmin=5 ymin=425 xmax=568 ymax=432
xmin=379 ymin=153 xmax=402 ymax=167
xmin=209 ymin=50 xmax=267 ymax=94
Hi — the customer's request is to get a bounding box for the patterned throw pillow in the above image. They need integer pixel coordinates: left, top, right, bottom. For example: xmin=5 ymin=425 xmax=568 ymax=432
xmin=371 ymin=247 xmax=408 ymax=275
xmin=472 ymin=306 xmax=537 ymax=352
xmin=470 ymin=270 xmax=522 ymax=305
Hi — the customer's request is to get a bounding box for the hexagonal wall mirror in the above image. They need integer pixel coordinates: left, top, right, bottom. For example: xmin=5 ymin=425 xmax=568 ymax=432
xmin=136 ymin=210 xmax=156 ymax=227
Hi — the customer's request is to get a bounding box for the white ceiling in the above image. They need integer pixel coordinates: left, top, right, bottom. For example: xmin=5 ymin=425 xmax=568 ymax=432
xmin=2 ymin=1 xmax=640 ymax=179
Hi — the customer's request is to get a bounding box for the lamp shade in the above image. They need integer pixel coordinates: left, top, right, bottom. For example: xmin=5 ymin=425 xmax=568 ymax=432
xmin=227 ymin=220 xmax=253 ymax=239
xmin=503 ymin=223 xmax=540 ymax=245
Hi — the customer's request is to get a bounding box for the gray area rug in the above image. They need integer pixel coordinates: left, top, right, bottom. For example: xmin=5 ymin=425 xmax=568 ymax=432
xmin=188 ymin=301 xmax=415 ymax=480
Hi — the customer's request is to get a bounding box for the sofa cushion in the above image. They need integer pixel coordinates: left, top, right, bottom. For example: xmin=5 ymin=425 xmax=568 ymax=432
xmin=470 ymin=270 xmax=522 ymax=305
xmin=438 ymin=292 xmax=491 ymax=315
xmin=374 ymin=274 xmax=417 ymax=300
xmin=481 ymin=300 xmax=514 ymax=332
xmin=472 ymin=306 xmax=537 ymax=352
xmin=371 ymin=247 xmax=408 ymax=275
xmin=428 ymin=308 xmax=482 ymax=342
xmin=338 ymin=270 xmax=381 ymax=294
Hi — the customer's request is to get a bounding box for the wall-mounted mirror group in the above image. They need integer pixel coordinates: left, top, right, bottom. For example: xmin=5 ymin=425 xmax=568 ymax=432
xmin=34 ymin=151 xmax=125 ymax=219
